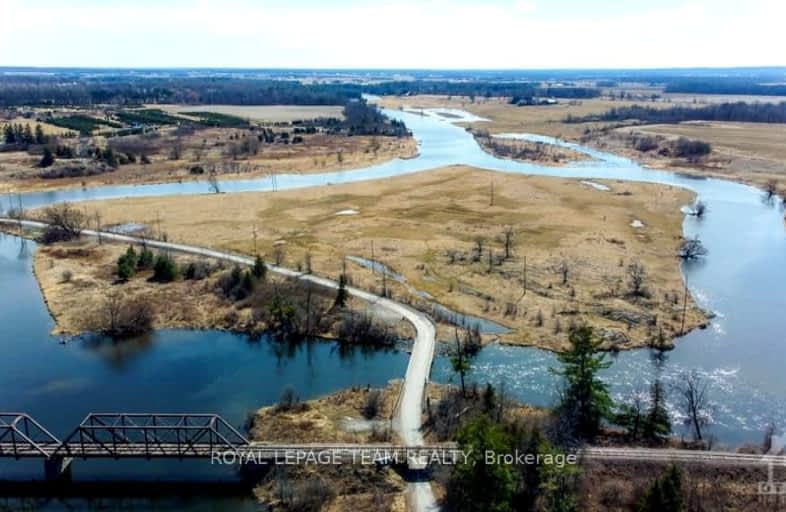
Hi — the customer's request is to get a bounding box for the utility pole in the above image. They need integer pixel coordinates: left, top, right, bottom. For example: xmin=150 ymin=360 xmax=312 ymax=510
xmin=680 ymin=275 xmax=689 ymax=335
xmin=95 ymin=211 xmax=102 ymax=245
xmin=382 ymin=261 xmax=387 ymax=297
xmin=252 ymin=223 xmax=258 ymax=254
xmin=370 ymin=240 xmax=375 ymax=274
xmin=523 ymin=256 xmax=527 ymax=296
xmin=490 ymin=181 xmax=495 ymax=206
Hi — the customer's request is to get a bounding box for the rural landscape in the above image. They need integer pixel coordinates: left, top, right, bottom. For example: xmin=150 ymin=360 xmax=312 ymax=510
xmin=2 ymin=1 xmax=786 ymax=512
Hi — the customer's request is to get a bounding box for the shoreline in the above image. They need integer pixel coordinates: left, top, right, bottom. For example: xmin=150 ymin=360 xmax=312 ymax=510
xmin=4 ymin=163 xmax=710 ymax=354
xmin=0 ymin=136 xmax=419 ymax=194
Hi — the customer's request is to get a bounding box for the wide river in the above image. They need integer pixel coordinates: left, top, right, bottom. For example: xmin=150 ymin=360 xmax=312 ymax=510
xmin=1 ymin=108 xmax=785 ymax=496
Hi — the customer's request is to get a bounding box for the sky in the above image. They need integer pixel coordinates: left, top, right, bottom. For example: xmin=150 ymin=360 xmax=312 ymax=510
xmin=1 ymin=0 xmax=784 ymax=69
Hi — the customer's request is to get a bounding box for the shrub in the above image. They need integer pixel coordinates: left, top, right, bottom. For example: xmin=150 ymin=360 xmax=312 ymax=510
xmin=137 ymin=247 xmax=154 ymax=270
xmin=363 ymin=389 xmax=383 ymax=419
xmin=152 ymin=253 xmax=178 ymax=282
xmin=61 ymin=270 xmax=73 ymax=283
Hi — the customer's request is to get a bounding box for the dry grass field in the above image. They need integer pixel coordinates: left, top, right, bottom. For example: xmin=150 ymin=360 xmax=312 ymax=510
xmin=65 ymin=166 xmax=706 ymax=352
xmin=624 ymin=121 xmax=786 ymax=185
xmin=0 ymin=127 xmax=417 ymax=193
xmin=378 ymin=95 xmax=786 ymax=191
xmin=250 ymin=382 xmax=408 ymax=512
xmin=153 ymin=104 xmax=345 ymax=122
xmin=378 ymin=95 xmax=675 ymax=139
xmin=30 ymin=240 xmax=241 ymax=335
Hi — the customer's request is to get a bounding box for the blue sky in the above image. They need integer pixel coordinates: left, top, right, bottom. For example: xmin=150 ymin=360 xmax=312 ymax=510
xmin=1 ymin=0 xmax=783 ymax=69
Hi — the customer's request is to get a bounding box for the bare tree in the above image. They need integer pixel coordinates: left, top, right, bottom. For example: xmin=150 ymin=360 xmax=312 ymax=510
xmin=502 ymin=226 xmax=515 ymax=259
xmin=679 ymin=237 xmax=708 ymax=260
xmin=677 ymin=369 xmax=713 ymax=442
xmin=473 ymin=237 xmax=484 ymax=262
xmin=169 ymin=138 xmax=183 ymax=160
xmin=273 ymin=246 xmax=285 ymax=266
xmin=41 ymin=202 xmax=85 ymax=242
xmin=692 ymin=200 xmax=707 ymax=218
xmin=763 ymin=421 xmax=778 ymax=453
xmin=627 ymin=262 xmax=647 ymax=296
xmin=102 ymin=292 xmax=154 ymax=337
xmin=207 ymin=172 xmax=221 ymax=194
xmin=764 ymin=179 xmax=778 ymax=199
xmin=557 ymin=260 xmax=569 ymax=285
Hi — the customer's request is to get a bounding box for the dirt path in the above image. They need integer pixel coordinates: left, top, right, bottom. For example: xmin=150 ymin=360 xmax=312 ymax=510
xmin=1 ymin=218 xmax=440 ymax=511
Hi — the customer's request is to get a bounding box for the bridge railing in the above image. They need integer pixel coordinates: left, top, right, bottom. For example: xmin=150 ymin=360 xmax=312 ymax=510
xmin=0 ymin=413 xmax=61 ymax=458
xmin=53 ymin=413 xmax=250 ymax=458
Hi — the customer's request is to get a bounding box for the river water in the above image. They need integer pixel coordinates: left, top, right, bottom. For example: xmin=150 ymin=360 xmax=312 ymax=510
xmin=1 ymin=108 xmax=785 ymax=493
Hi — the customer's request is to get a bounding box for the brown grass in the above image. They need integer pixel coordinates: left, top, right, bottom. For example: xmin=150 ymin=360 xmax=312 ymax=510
xmin=378 ymin=94 xmax=786 ymax=191
xmin=618 ymin=122 xmax=786 ymax=190
xmin=378 ymin=95 xmax=677 ymax=139
xmin=0 ymin=127 xmax=417 ymax=193
xmin=32 ymin=240 xmax=242 ymax=335
xmin=66 ymin=166 xmax=706 ymax=352
xmin=153 ymin=104 xmax=345 ymax=122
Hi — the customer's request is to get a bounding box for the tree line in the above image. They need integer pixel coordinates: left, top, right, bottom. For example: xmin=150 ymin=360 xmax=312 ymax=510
xmin=0 ymin=77 xmax=363 ymax=107
xmin=364 ymin=80 xmax=600 ymax=99
xmin=664 ymin=78 xmax=786 ymax=96
xmin=567 ymin=101 xmax=786 ymax=124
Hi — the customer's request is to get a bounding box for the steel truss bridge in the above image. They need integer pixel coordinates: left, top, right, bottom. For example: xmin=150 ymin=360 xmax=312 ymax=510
xmin=0 ymin=413 xmax=458 ymax=479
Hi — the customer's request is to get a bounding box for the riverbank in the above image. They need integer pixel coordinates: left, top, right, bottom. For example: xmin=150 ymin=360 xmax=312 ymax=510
xmin=376 ymin=95 xmax=785 ymax=192
xmin=44 ymin=165 xmax=709 ymax=352
xmin=0 ymin=133 xmax=418 ymax=194
xmin=249 ymin=382 xmax=408 ymax=512
xmin=469 ymin=128 xmax=591 ymax=166
xmin=3 ymin=230 xmax=415 ymax=343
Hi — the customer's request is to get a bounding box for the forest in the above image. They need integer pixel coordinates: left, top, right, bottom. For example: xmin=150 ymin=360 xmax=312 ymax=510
xmin=364 ymin=80 xmax=600 ymax=99
xmin=566 ymin=101 xmax=786 ymax=124
xmin=0 ymin=76 xmax=362 ymax=107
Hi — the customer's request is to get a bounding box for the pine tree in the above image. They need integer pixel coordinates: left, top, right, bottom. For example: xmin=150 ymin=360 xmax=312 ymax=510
xmin=22 ymin=124 xmax=34 ymax=144
xmin=638 ymin=465 xmax=683 ymax=512
xmin=3 ymin=124 xmax=14 ymax=144
xmin=551 ymin=325 xmax=613 ymax=440
xmin=334 ymin=273 xmax=349 ymax=308
xmin=34 ymin=124 xmax=46 ymax=145
xmin=643 ymin=380 xmax=671 ymax=444
xmin=253 ymin=254 xmax=267 ymax=280
xmin=39 ymin=147 xmax=55 ymax=168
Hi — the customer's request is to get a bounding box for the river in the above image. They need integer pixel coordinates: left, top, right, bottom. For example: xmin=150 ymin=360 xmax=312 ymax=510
xmin=1 ymin=107 xmax=785 ymax=493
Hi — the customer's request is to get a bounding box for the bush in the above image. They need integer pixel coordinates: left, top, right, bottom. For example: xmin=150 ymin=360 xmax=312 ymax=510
xmin=363 ymin=389 xmax=383 ymax=419
xmin=137 ymin=247 xmax=154 ymax=270
xmin=61 ymin=270 xmax=73 ymax=283
xmin=152 ymin=253 xmax=178 ymax=282
xmin=218 ymin=265 xmax=256 ymax=300
xmin=104 ymin=295 xmax=154 ymax=337
xmin=672 ymin=137 xmax=711 ymax=159
xmin=117 ymin=246 xmax=138 ymax=280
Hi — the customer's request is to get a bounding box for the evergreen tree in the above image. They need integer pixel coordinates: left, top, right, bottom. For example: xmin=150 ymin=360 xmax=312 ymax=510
xmin=638 ymin=465 xmax=683 ymax=512
xmin=334 ymin=273 xmax=349 ymax=308
xmin=116 ymin=246 xmax=138 ymax=280
xmin=551 ymin=325 xmax=613 ymax=440
xmin=3 ymin=124 xmax=14 ymax=144
xmin=446 ymin=415 xmax=515 ymax=512
xmin=152 ymin=253 xmax=178 ymax=282
xmin=253 ymin=254 xmax=267 ymax=280
xmin=137 ymin=246 xmax=154 ymax=269
xmin=22 ymin=124 xmax=34 ymax=144
xmin=39 ymin=147 xmax=55 ymax=168
xmin=34 ymin=124 xmax=46 ymax=145
xmin=643 ymin=380 xmax=671 ymax=444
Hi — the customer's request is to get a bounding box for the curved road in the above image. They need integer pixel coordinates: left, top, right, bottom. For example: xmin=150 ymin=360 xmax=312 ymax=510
xmin=0 ymin=218 xmax=440 ymax=511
